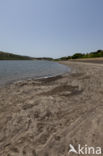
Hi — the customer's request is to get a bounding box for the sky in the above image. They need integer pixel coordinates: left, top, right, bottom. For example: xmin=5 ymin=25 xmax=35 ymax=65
xmin=0 ymin=0 xmax=103 ymax=58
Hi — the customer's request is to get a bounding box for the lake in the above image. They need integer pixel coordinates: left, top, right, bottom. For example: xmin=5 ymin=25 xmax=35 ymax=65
xmin=0 ymin=60 xmax=70 ymax=85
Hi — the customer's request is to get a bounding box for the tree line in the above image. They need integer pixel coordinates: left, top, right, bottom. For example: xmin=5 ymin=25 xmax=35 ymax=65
xmin=56 ymin=50 xmax=103 ymax=61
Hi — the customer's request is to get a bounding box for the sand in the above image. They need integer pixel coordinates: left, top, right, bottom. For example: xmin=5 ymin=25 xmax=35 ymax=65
xmin=0 ymin=61 xmax=103 ymax=156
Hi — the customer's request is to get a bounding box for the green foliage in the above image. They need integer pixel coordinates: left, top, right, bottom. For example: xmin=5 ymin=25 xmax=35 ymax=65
xmin=0 ymin=51 xmax=32 ymax=60
xmin=1 ymin=50 xmax=103 ymax=61
xmin=0 ymin=51 xmax=53 ymax=60
xmin=35 ymin=57 xmax=53 ymax=61
xmin=72 ymin=53 xmax=84 ymax=59
xmin=55 ymin=56 xmax=72 ymax=61
xmin=56 ymin=50 xmax=103 ymax=61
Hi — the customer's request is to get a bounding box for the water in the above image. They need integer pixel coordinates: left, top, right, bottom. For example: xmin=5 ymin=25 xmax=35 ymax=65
xmin=0 ymin=60 xmax=70 ymax=85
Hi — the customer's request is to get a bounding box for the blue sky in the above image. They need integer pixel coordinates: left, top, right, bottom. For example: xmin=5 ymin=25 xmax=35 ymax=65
xmin=0 ymin=0 xmax=103 ymax=58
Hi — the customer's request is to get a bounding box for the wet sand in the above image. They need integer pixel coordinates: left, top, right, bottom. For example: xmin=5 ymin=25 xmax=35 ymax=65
xmin=0 ymin=61 xmax=103 ymax=156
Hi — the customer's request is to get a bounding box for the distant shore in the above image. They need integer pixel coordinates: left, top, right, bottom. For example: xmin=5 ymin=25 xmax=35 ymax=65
xmin=68 ymin=57 xmax=103 ymax=64
xmin=0 ymin=61 xmax=103 ymax=156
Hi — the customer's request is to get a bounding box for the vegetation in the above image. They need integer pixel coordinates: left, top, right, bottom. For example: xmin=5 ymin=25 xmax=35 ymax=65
xmin=56 ymin=50 xmax=103 ymax=61
xmin=0 ymin=51 xmax=33 ymax=60
xmin=34 ymin=57 xmax=53 ymax=61
xmin=1 ymin=49 xmax=103 ymax=61
xmin=0 ymin=51 xmax=53 ymax=60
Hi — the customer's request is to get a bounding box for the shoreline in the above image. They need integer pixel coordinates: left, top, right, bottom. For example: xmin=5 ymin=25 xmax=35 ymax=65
xmin=0 ymin=60 xmax=70 ymax=88
xmin=0 ymin=61 xmax=103 ymax=156
xmin=0 ymin=69 xmax=70 ymax=89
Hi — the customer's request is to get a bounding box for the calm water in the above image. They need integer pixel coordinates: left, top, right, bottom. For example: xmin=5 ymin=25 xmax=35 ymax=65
xmin=0 ymin=60 xmax=70 ymax=85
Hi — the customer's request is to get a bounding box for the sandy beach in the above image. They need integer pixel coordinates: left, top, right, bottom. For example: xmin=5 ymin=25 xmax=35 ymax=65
xmin=0 ymin=61 xmax=103 ymax=156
